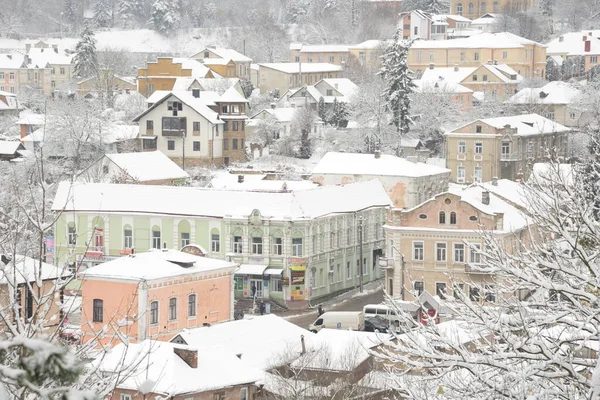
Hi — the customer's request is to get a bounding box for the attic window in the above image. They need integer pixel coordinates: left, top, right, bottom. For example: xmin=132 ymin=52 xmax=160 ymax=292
xmin=469 ymin=215 xmax=478 ymax=221
xmin=539 ymin=91 xmax=548 ymax=99
xmin=476 ymin=125 xmax=482 ymax=133
xmin=523 ymin=122 xmax=534 ymax=127
xmin=168 ymin=101 xmax=182 ymax=111
xmin=444 ymin=198 xmax=452 ymax=205
xmin=418 ymin=214 xmax=428 ymax=220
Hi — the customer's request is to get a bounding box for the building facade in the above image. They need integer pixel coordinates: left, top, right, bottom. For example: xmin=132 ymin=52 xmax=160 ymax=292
xmin=257 ymin=63 xmax=343 ymax=94
xmin=445 ymin=113 xmax=571 ymax=183
xmin=137 ymin=58 xmax=216 ymax=97
xmin=190 ymin=46 xmax=253 ymax=81
xmin=289 ymin=44 xmax=351 ymax=65
xmin=450 ymin=0 xmax=536 ymax=19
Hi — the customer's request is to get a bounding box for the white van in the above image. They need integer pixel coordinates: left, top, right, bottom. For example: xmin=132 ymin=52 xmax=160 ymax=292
xmin=308 ymin=311 xmax=364 ymax=332
xmin=363 ymin=304 xmax=402 ymax=331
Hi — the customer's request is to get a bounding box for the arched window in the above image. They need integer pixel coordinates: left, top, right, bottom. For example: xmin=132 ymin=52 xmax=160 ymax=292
xmin=179 ymin=220 xmax=190 ymax=249
xmin=468 ymin=2 xmax=474 ymax=14
xmin=211 ymin=227 xmax=220 ymax=253
xmin=481 ymin=1 xmax=486 ymax=13
xmin=152 ymin=225 xmax=161 ymax=249
xmin=123 ymin=225 xmax=133 ymax=249
xmin=93 ymin=299 xmax=103 ymax=322
xmin=188 ymin=294 xmax=196 ymax=317
xmin=439 ymin=211 xmax=446 ymax=224
xmin=92 ymin=217 xmax=105 ymax=252
xmin=450 ymin=212 xmax=457 ymax=225
xmin=150 ymin=301 xmax=158 ymax=324
xmin=67 ymin=222 xmax=76 ymax=245
xmin=456 ymin=2 xmax=463 ymax=15
xmin=493 ymin=1 xmax=499 ymax=12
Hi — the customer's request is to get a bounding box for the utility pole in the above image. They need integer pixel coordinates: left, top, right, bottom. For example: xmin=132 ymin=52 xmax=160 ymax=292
xmin=358 ymin=216 xmax=364 ymax=293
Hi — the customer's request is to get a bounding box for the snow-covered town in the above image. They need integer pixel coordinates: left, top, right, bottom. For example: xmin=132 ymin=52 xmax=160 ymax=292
xmin=1 ymin=0 xmax=600 ymax=398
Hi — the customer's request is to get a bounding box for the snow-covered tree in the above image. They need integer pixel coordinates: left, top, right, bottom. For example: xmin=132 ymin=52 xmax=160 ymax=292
xmin=118 ymin=0 xmax=143 ymax=27
xmin=73 ymin=24 xmax=98 ymax=79
xmin=317 ymin=96 xmax=326 ymax=122
xmin=63 ymin=0 xmax=80 ymax=32
xmin=562 ymin=55 xmax=586 ymax=80
xmin=425 ymin=0 xmax=445 ymax=14
xmin=546 ymin=58 xmax=562 ymax=82
xmin=379 ymin=27 xmax=415 ymax=154
xmin=151 ymin=0 xmax=180 ymax=34
xmin=249 ymin=115 xmax=280 ymax=153
xmin=93 ymin=0 xmax=112 ymax=27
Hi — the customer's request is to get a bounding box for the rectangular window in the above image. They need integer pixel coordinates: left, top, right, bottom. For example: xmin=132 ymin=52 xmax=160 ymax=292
xmin=475 ymin=142 xmax=482 ymax=153
xmin=9 ymin=87 xmax=13 ymax=94
xmin=591 ymin=56 xmax=598 ymax=63
xmin=454 ymin=243 xmax=465 ymax=263
xmin=233 ymin=236 xmax=242 ymax=253
xmin=150 ymin=301 xmax=158 ymax=325
xmin=570 ymin=112 xmax=576 ymax=120
xmin=9 ymin=72 xmax=14 ymax=80
xmin=470 ymin=286 xmax=480 ymax=301
xmin=273 ymin=237 xmax=283 ymax=255
xmin=436 ymin=243 xmax=447 ymax=262
xmin=436 ymin=282 xmax=447 ymax=299
xmin=347 ymin=261 xmax=351 ymax=279
xmin=193 ymin=141 xmax=200 ymax=151
xmin=482 ymin=74 xmax=488 ymax=81
xmin=252 ymin=237 xmax=263 ymax=254
xmin=233 ymin=121 xmax=239 ymax=131
xmin=414 ymin=281 xmax=424 ymax=296
xmin=211 ymin=234 xmax=220 ymax=252
xmin=429 ymin=52 xmax=434 ymax=61
xmin=188 ymin=294 xmax=196 ymax=317
xmin=60 ymin=67 xmax=65 ymax=75
xmin=475 ymin=125 xmax=482 ymax=133
xmin=474 ymin=52 xmax=480 ymax=61
xmin=169 ymin=298 xmax=177 ymax=320
xmin=502 ymin=51 xmax=508 ymax=59
xmin=93 ymin=299 xmax=103 ymax=322
xmin=68 ymin=225 xmax=77 ymax=245
xmin=460 ymin=52 xmax=465 ymax=61
xmin=413 ymin=241 xmax=424 ymax=261
xmin=120 ymin=394 xmax=132 ymax=400
xmin=193 ymin=121 xmax=200 ymax=131
xmin=181 ymin=232 xmax=190 ymax=247
xmin=417 ymin=52 xmax=422 ymax=62
xmin=329 ymin=56 xmax=334 ymax=63
xmin=292 ymin=238 xmax=303 ymax=257
xmin=223 ymin=139 xmax=229 ymax=150
xmin=474 ymin=166 xmax=482 ymax=182
xmin=232 ymin=139 xmax=238 ymax=150
xmin=152 ymin=230 xmax=161 ymax=249
xmin=470 ymin=243 xmax=481 ymax=264
xmin=347 ymin=228 xmax=352 ymax=245
xmin=485 ymin=285 xmax=496 ymax=302
xmin=124 ymin=228 xmax=133 ymax=249
xmin=458 ymin=166 xmax=466 ymax=181
xmin=502 ymin=142 xmax=510 ymax=155
xmin=240 ymin=387 xmax=248 ymax=400
xmin=458 ymin=141 xmax=466 ymax=153
xmin=0 ymin=72 xmax=4 ymax=79
xmin=146 ymin=120 xmax=153 ymax=131
xmin=167 ymin=140 xmax=175 ymax=151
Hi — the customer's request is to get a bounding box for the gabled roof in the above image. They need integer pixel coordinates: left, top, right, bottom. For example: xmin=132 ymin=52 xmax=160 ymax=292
xmin=250 ymin=107 xmax=298 ymax=122
xmin=0 ymin=140 xmax=25 ymax=155
xmin=102 ymin=125 xmax=138 ymax=144
xmin=0 ymin=53 xmax=25 ymax=69
xmin=105 ymin=151 xmax=189 ymax=182
xmin=194 ymin=47 xmax=252 ymax=63
xmin=171 ymin=57 xmax=217 ymax=78
xmin=52 ymin=180 xmax=391 ymax=220
xmin=258 ymin=63 xmax=342 ymax=74
xmin=0 ymin=254 xmax=72 ymax=285
xmin=217 ymin=86 xmax=248 ymax=103
xmin=349 ymin=39 xmax=391 ymax=49
xmin=414 ymin=79 xmax=473 ymax=94
xmin=133 ymin=91 xmax=222 ymax=124
xmin=318 ymin=78 xmax=359 ymax=97
xmin=411 ymin=32 xmax=543 ymax=49
xmin=546 ymin=30 xmax=600 ymax=56
xmin=297 ymin=44 xmax=350 ymax=53
xmin=312 ymin=151 xmax=450 ymax=178
xmin=420 ymin=64 xmax=522 ymax=85
xmin=97 ymin=340 xmax=263 ymax=396
xmin=26 ymin=48 xmax=73 ymax=66
xmin=449 ymin=113 xmax=571 ymax=136
xmin=471 ymin=13 xmax=498 ymax=25
xmin=507 ymin=81 xmax=581 ymax=105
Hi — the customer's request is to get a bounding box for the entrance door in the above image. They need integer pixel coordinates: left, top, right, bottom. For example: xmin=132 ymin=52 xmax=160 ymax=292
xmin=249 ymin=279 xmax=263 ymax=299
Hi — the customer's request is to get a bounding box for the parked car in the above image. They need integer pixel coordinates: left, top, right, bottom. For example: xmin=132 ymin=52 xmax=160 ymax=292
xmin=364 ymin=316 xmax=390 ymax=333
xmin=308 ymin=311 xmax=364 ymax=332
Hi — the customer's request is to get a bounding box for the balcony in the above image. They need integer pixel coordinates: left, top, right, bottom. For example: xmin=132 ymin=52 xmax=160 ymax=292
xmin=465 ymin=263 xmax=491 ymax=274
xmin=500 ymin=151 xmax=520 ymax=161
xmin=379 ymin=257 xmax=395 ymax=269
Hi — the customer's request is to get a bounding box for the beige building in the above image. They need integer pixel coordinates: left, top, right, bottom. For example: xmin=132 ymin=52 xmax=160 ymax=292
xmin=408 ymin=32 xmax=547 ymax=79
xmin=257 ymin=63 xmax=343 ymax=94
xmin=449 ymin=0 xmax=536 ymax=19
xmin=289 ymin=43 xmax=350 ymax=65
xmin=348 ymin=40 xmax=388 ymax=72
xmin=506 ymin=81 xmax=586 ymax=128
xmin=546 ymin=30 xmax=600 ymax=74
xmin=190 ymin=46 xmax=253 ymax=81
xmin=381 ymin=179 xmax=532 ymax=302
xmin=445 ymin=113 xmax=571 ymax=183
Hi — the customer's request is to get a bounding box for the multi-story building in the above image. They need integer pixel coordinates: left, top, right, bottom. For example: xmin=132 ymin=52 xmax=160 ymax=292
xmin=380 ymin=179 xmax=532 ymax=302
xmin=257 ymin=63 xmax=343 ymax=94
xmin=137 ymin=57 xmax=217 ymax=97
xmin=399 ymin=10 xmax=448 ymax=41
xmin=277 ymin=78 xmax=358 ymax=110
xmin=190 ymin=46 xmax=253 ymax=81
xmin=408 ymin=32 xmax=547 ymax=79
xmin=289 ymin=43 xmax=351 ymax=65
xmin=449 ymin=0 xmax=536 ymax=19
xmin=79 ymin=249 xmax=237 ymax=345
xmin=51 ymin=180 xmax=390 ymax=308
xmin=413 ymin=79 xmax=474 ymax=111
xmin=506 ymin=81 xmax=585 ymax=127
xmin=419 ymin=63 xmax=523 ymax=99
xmin=348 ymin=40 xmax=389 ymax=71
xmin=133 ymin=86 xmax=248 ymax=167
xmin=25 ymin=48 xmax=73 ymax=92
xmin=311 ymin=151 xmax=450 ymax=209
xmin=546 ymin=30 xmax=600 ymax=74
xmin=445 ymin=113 xmax=571 ymax=183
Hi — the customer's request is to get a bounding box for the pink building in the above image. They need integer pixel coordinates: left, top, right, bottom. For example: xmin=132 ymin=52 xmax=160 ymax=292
xmin=80 ymin=249 xmax=237 ymax=347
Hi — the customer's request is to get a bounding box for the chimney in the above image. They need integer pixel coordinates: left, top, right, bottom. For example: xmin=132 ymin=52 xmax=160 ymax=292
xmin=491 ymin=176 xmax=498 ymax=186
xmin=589 ymin=32 xmax=593 ymax=37
xmin=585 ymin=40 xmax=591 ymax=52
xmin=53 ymin=47 xmax=58 ymax=54
xmin=482 ymin=190 xmax=490 ymax=205
xmin=429 ymin=63 xmax=434 ymax=70
xmin=559 ymin=36 xmax=564 ymax=42
xmin=41 ymin=48 xmax=44 ymax=53
xmin=583 ymin=35 xmax=587 ymax=41
xmin=25 ymin=43 xmax=31 ymax=53
xmin=7 ymin=54 xmax=11 ymax=60
xmin=270 ymin=102 xmax=276 ymax=109
xmin=374 ymin=150 xmax=381 ymax=159
xmin=300 ymin=335 xmax=306 ymax=355
xmin=453 ymin=64 xmax=459 ymax=71
xmin=174 ymin=347 xmax=198 ymax=368
xmin=238 ymin=174 xmax=244 ymax=183
xmin=487 ymin=59 xmax=493 ymax=65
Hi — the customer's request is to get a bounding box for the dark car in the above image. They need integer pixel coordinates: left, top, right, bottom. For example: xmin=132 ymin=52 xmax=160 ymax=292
xmin=364 ymin=316 xmax=390 ymax=333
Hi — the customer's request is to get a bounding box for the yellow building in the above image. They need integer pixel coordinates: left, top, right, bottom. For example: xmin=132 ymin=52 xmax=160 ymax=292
xmin=190 ymin=47 xmax=252 ymax=81
xmin=257 ymin=63 xmax=343 ymax=94
xmin=348 ymin=40 xmax=389 ymax=72
xmin=289 ymin=43 xmax=351 ymax=66
xmin=408 ymin=32 xmax=547 ymax=79
xmin=137 ymin=58 xmax=216 ymax=97
xmin=445 ymin=113 xmax=570 ymax=184
xmin=77 ymin=71 xmax=136 ymax=98
xmin=450 ymin=0 xmax=535 ymax=19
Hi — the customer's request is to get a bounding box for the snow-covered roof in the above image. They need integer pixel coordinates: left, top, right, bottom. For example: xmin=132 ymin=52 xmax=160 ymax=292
xmin=450 ymin=113 xmax=570 ymax=136
xmin=198 ymin=47 xmax=252 ymax=63
xmin=0 ymin=255 xmax=72 ymax=285
xmin=507 ymin=81 xmax=581 ymax=105
xmin=16 ymin=111 xmax=45 ymax=126
xmin=251 ymin=107 xmax=298 ymax=122
xmin=414 ymin=79 xmax=473 ymax=94
xmin=52 ymin=180 xmax=391 ymax=220
xmin=0 ymin=53 xmax=25 ymax=69
xmin=172 ymin=314 xmax=316 ymax=371
xmin=258 ymin=63 xmax=342 ymax=74
xmin=105 ymin=151 xmax=189 ymax=182
xmin=349 ymin=39 xmax=390 ymax=49
xmin=218 ymin=86 xmax=248 ymax=103
xmin=209 ymin=171 xmax=318 ymax=191
xmin=312 ymin=151 xmax=450 ymax=178
xmin=546 ymin=30 xmax=600 ymax=56
xmin=26 ymin=47 xmax=73 ymax=66
xmin=411 ymin=32 xmax=543 ymax=49
xmin=320 ymin=78 xmax=359 ymax=97
xmin=134 ymin=91 xmax=222 ymax=125
xmin=471 ymin=13 xmax=498 ymax=25
xmin=420 ymin=64 xmax=522 ymax=85
xmin=97 ymin=340 xmax=263 ymax=396
xmin=435 ymin=14 xmax=472 ymax=23
xmin=297 ymin=44 xmax=350 ymax=53
xmin=171 ymin=57 xmax=218 ymax=78
xmin=0 ymin=140 xmax=24 ymax=155
xmin=102 ymin=125 xmax=138 ymax=144
xmin=547 ymin=55 xmax=564 ymax=66
xmin=201 ymin=58 xmax=232 ymax=65
xmin=81 ymin=249 xmax=236 ymax=282
xmin=528 ymin=163 xmax=574 ymax=187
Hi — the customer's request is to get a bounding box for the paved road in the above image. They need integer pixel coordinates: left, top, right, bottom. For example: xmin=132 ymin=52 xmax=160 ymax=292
xmin=286 ymin=286 xmax=384 ymax=329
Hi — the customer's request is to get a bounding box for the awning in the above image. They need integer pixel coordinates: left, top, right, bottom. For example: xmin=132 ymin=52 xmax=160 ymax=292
xmin=290 ymin=266 xmax=306 ymax=271
xmin=235 ymin=264 xmax=267 ymax=276
xmin=140 ymin=135 xmax=157 ymax=140
xmin=264 ymin=268 xmax=283 ymax=275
